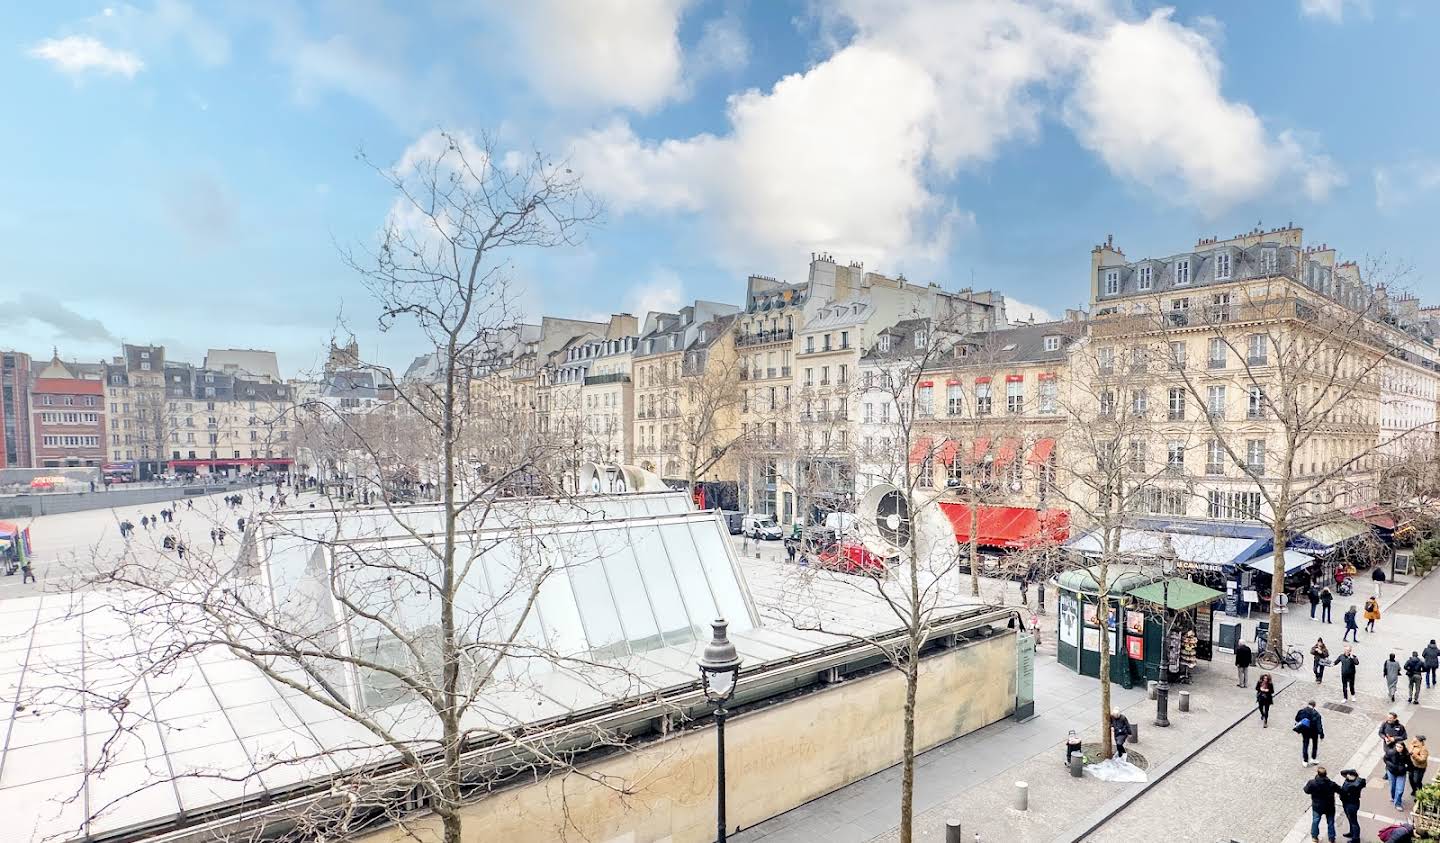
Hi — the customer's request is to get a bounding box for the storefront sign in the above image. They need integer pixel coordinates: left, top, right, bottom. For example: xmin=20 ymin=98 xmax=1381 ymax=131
xmin=1015 ymin=632 xmax=1036 ymax=721
xmin=1126 ymin=636 xmax=1144 ymax=660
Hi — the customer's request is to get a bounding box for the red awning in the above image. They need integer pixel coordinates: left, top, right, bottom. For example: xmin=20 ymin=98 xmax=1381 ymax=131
xmin=1027 ymin=437 xmax=1056 ymax=465
xmin=167 ymin=458 xmax=294 ymax=468
xmin=969 ymin=437 xmax=992 ymax=465
xmin=993 ymin=438 xmax=1020 ymax=468
xmin=908 ymin=437 xmax=933 ymax=464
xmin=936 ymin=439 xmax=960 ymax=464
xmin=939 ymin=503 xmax=1071 ymax=549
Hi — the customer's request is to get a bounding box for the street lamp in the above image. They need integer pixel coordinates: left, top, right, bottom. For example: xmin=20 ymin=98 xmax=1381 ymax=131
xmin=1154 ymin=535 xmax=1179 ymax=728
xmin=698 ymin=618 xmax=743 ymax=843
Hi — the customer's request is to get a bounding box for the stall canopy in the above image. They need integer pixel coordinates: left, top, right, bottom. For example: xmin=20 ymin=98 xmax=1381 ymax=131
xmin=1066 ymin=527 xmax=1263 ymax=573
xmin=1129 ymin=578 xmax=1223 ymax=611
xmin=1299 ymin=518 xmax=1373 ymax=550
xmin=938 ymin=503 xmax=1069 ymax=549
xmin=1245 ymin=550 xmax=1314 ymax=575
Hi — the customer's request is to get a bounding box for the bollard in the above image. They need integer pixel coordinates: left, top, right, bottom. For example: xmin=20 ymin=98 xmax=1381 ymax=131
xmin=1130 ymin=722 xmax=1140 ymax=744
xmin=1178 ymin=690 xmax=1190 ymax=712
xmin=1147 ymin=680 xmax=1158 ymax=700
xmin=945 ymin=819 xmax=963 ymax=843
xmin=1013 ymin=781 xmax=1029 ymax=811
xmin=1069 ymin=753 xmax=1084 ymax=777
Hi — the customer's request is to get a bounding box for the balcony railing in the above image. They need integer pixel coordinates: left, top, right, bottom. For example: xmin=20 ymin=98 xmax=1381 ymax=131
xmin=583 ymin=373 xmax=631 ymax=386
xmin=1208 ymin=358 xmax=1226 ymax=369
xmin=735 ymin=328 xmax=794 ymax=348
xmin=739 ymin=369 xmax=750 ymax=381
xmin=1206 ymin=464 xmax=1224 ymax=476
xmin=1247 ymin=355 xmax=1269 ymax=366
xmin=781 ymin=366 xmax=791 ymax=377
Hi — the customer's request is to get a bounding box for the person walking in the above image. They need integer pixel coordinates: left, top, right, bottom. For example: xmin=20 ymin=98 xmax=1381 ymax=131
xmin=20 ymin=561 xmax=35 ymax=585
xmin=210 ymin=528 xmax=218 ymax=546
xmin=1304 ymin=766 xmax=1340 ymax=843
xmin=1406 ymin=652 xmax=1426 ymax=704
xmin=1338 ymin=768 xmax=1366 ymax=842
xmin=1373 ymin=565 xmax=1387 ymax=597
xmin=1385 ymin=654 xmax=1403 ymax=702
xmin=1335 ymin=647 xmax=1360 ymax=701
xmin=1313 ymin=638 xmax=1331 ymax=685
xmin=1409 ymin=735 xmax=1429 ymax=793
xmin=1256 ymin=673 xmax=1276 ymax=727
xmin=1111 ymin=709 xmax=1132 ymax=760
xmin=1365 ymin=596 xmax=1381 ymax=633
xmin=1424 ymin=641 xmax=1440 ymax=689
xmin=1343 ymin=605 xmax=1359 ymax=642
xmin=141 ymin=515 xmax=150 ymax=531
xmin=1037 ymin=578 xmax=1046 ymax=614
xmin=217 ymin=528 xmax=225 ymax=546
xmin=1308 ymin=584 xmax=1321 ymax=619
xmin=1236 ymin=641 xmax=1254 ymax=687
xmin=1380 ymin=712 xmax=1409 ymax=747
xmin=1019 ymin=575 xmax=1030 ymax=607
xmin=1296 ymin=700 xmax=1325 ymax=767
xmin=1320 ymin=586 xmax=1334 ymax=623
xmin=1384 ymin=740 xmax=1411 ymax=810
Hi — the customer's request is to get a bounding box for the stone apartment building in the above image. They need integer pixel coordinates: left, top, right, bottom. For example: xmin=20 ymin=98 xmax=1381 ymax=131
xmin=633 ymin=302 xmax=739 ymax=481
xmin=31 ymin=353 xmax=106 ymax=468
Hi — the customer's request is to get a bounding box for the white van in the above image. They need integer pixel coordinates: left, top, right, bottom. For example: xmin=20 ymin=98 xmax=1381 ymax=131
xmin=742 ymin=513 xmax=783 ymax=540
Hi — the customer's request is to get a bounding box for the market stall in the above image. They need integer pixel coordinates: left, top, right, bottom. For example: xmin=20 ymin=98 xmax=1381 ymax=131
xmin=1126 ymin=578 xmax=1223 ymax=683
xmin=0 ymin=522 xmax=31 ymax=576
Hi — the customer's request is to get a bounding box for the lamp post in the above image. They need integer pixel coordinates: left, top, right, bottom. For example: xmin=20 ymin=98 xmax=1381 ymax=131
xmin=1155 ymin=535 xmax=1179 ymax=727
xmin=698 ymin=618 xmax=743 ymax=843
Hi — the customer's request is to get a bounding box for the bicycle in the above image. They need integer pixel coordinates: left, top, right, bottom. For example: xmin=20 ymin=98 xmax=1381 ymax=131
xmin=1256 ymin=637 xmax=1304 ymax=670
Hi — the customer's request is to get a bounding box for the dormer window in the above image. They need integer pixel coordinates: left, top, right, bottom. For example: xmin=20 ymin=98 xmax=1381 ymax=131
xmin=1214 ymin=251 xmax=1232 ymax=280
xmin=1043 ymin=336 xmax=1061 ymax=352
xmin=1137 ymin=265 xmax=1153 ymax=291
xmin=1104 ymin=269 xmax=1120 ymax=295
xmin=1174 ymin=259 xmax=1191 ymax=285
xmin=878 ymin=335 xmax=892 ymax=353
xmin=914 ymin=329 xmax=928 ymax=348
xmin=1260 ymin=248 xmax=1278 ymax=274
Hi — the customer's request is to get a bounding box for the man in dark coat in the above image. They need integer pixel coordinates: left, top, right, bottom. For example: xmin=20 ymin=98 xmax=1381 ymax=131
xmin=1304 ymin=766 xmax=1340 ymax=843
xmin=1338 ymin=768 xmax=1366 ymax=842
xmin=1308 ymin=585 xmax=1321 ymax=618
xmin=1423 ymin=640 xmax=1439 ymax=689
xmin=1111 ymin=709 xmax=1132 ymax=760
xmin=1296 ymin=700 xmax=1325 ymax=766
xmin=1320 ymin=586 xmax=1334 ymax=623
xmin=1236 ymin=641 xmax=1253 ymax=687
xmin=1405 ymin=651 xmax=1426 ymax=704
xmin=1379 ymin=712 xmax=1408 ymax=747
xmin=1334 ymin=647 xmax=1360 ymax=701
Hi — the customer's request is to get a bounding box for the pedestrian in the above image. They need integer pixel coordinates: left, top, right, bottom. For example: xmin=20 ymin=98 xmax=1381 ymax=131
xmin=1424 ymin=641 xmax=1440 ymax=689
xmin=1374 ymin=565 xmax=1387 ymax=597
xmin=141 ymin=515 xmax=150 ymax=531
xmin=1256 ymin=673 xmax=1275 ymax=727
xmin=176 ymin=541 xmax=186 ymax=560
xmin=1064 ymin=729 xmax=1083 ymax=767
xmin=20 ymin=561 xmax=35 ymax=584
xmin=210 ymin=528 xmax=217 ymax=546
xmin=1385 ymin=654 xmax=1403 ymax=702
xmin=1380 ymin=712 xmax=1408 ymax=747
xmin=1338 ymin=768 xmax=1366 ymax=843
xmin=217 ymin=528 xmax=225 ymax=546
xmin=784 ymin=537 xmax=796 ymax=563
xmin=187 ymin=499 xmax=193 ymax=509
xmin=1335 ymin=647 xmax=1360 ymax=701
xmin=1406 ymin=651 xmax=1425 ymax=704
xmin=1365 ymin=597 xmax=1381 ymax=633
xmin=1295 ymin=699 xmax=1325 ymax=767
xmin=1308 ymin=584 xmax=1321 ymax=619
xmin=1020 ymin=575 xmax=1030 ymax=607
xmin=237 ymin=517 xmax=246 ymax=533
xmin=1304 ymin=765 xmax=1340 ymax=843
xmin=1343 ymin=605 xmax=1359 ymax=642
xmin=1236 ymin=640 xmax=1254 ymax=687
xmin=1384 ymin=740 xmax=1411 ymax=810
xmin=1037 ymin=579 xmax=1047 ymax=614
xmin=1410 ymin=735 xmax=1430 ymax=793
xmin=1320 ymin=586 xmax=1334 ymax=623
xmin=1111 ymin=709 xmax=1131 ymax=760
xmin=1312 ymin=638 xmax=1331 ymax=685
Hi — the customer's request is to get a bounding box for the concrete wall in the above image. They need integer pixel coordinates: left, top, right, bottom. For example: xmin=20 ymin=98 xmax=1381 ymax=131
xmin=362 ymin=629 xmax=1018 ymax=843
xmin=0 ymin=479 xmax=264 ymax=518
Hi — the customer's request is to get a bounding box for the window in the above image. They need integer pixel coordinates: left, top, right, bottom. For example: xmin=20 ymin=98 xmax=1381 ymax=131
xmin=863 ymin=370 xmax=875 ymax=389
xmin=1129 ymin=439 xmax=1146 ymax=472
xmin=1138 ymin=265 xmax=1153 ymax=290
xmin=1169 ymin=341 xmax=1186 ymax=370
xmin=976 ymin=382 xmax=992 ymax=415
xmin=841 ymin=331 xmax=850 ymax=349
xmin=1006 ymin=379 xmax=1024 ymax=414
xmin=1099 ymin=390 xmax=1115 ymax=418
xmin=864 ymin=403 xmax=874 ymax=422
xmin=878 ymin=334 xmax=891 ymax=353
xmin=917 ymin=384 xmax=934 ymax=417
xmin=918 ymin=456 xmax=934 ymax=489
xmin=805 ymin=336 xmax=815 ymax=353
xmin=1129 ymin=346 xmax=1147 ymax=372
xmin=1206 ymin=439 xmax=1225 ymax=475
xmin=1038 ymin=378 xmax=1057 ymax=414
xmin=881 ymin=403 xmax=890 ymax=422
xmin=823 ymin=333 xmax=832 ymax=351
xmin=1214 ymin=251 xmax=1231 ymax=280
xmin=1097 ymin=347 xmax=1115 ymax=375
xmin=1208 ymin=292 xmax=1232 ymax=322
xmin=804 ymin=367 xmax=814 ymax=387
xmin=1174 ymin=259 xmax=1190 ymax=285
xmin=1167 ymin=442 xmax=1185 ymax=474
xmin=947 ymin=383 xmax=963 ymax=415
xmin=1246 ymin=333 xmax=1268 ymax=365
xmin=1209 ymin=491 xmax=1261 ymax=520
xmin=1043 ymin=335 xmax=1060 ymax=352
xmin=1131 ymin=389 xmax=1149 ymax=415
xmin=838 ymin=364 xmax=848 ymax=385
xmin=1248 ymin=386 xmax=1266 ymax=419
xmin=1168 ymin=387 xmax=1186 ymax=420
xmin=1207 ymin=385 xmax=1226 ymax=418
xmin=1260 ymin=248 xmax=1278 ymax=274
xmin=1104 ymin=270 xmax=1120 ymax=295
xmin=820 ymin=366 xmax=830 ymax=385
xmin=914 ymin=329 xmax=928 ymax=349
xmin=1208 ymin=337 xmax=1226 ymax=368
xmin=1246 ymin=439 xmax=1266 ymax=474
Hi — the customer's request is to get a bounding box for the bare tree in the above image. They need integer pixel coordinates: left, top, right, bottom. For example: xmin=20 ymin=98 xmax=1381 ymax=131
xmin=677 ymin=318 xmax=748 ymax=498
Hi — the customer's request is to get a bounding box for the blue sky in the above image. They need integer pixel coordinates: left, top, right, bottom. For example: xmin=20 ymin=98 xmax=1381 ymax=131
xmin=5 ymin=0 xmax=1439 ymax=377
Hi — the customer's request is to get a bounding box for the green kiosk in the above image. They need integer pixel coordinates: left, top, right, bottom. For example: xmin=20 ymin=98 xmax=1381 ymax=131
xmin=1054 ymin=565 xmax=1221 ymax=687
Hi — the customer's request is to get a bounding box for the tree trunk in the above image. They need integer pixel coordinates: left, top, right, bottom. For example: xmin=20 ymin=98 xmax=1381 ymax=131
xmin=1269 ymin=504 xmax=1287 ymax=655
xmin=899 ymin=651 xmax=919 ymax=843
xmin=969 ymin=491 xmax=981 ymax=598
xmin=1098 ymin=588 xmax=1114 ymax=759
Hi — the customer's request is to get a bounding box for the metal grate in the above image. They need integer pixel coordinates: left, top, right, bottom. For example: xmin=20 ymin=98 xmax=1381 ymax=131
xmin=1322 ymin=702 xmax=1354 ymax=714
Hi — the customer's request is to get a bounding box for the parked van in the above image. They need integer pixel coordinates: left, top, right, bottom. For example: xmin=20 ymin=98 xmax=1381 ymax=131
xmin=741 ymin=513 xmax=783 ymax=540
xmin=719 ymin=510 xmax=744 ymax=535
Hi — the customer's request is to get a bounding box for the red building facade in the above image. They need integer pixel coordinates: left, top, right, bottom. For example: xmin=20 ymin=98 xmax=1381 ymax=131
xmin=30 ymin=355 xmax=106 ymax=468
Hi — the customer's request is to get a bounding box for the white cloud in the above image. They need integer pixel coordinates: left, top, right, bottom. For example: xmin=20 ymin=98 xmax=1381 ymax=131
xmin=1066 ymin=10 xmax=1342 ymax=209
xmin=1005 ymin=297 xmax=1056 ymax=324
xmin=572 ymin=2 xmax=1336 ymax=275
xmin=28 ymin=35 xmax=143 ymax=78
xmin=1374 ymin=160 xmax=1440 ymax=211
xmin=1299 ymin=0 xmax=1370 ymax=22
xmin=93 ymin=0 xmax=230 ymax=66
xmin=494 ymin=0 xmax=693 ymax=111
xmin=692 ymin=13 xmax=749 ymax=77
xmin=629 ymin=271 xmax=687 ymax=321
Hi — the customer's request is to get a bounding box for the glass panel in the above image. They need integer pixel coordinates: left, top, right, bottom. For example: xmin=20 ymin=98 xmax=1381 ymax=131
xmin=532 ymin=554 xmax=590 ymax=660
xmin=685 ymin=520 xmax=752 ymax=633
xmin=596 ymin=528 xmax=663 ymax=654
xmin=628 ymin=524 xmax=700 ymax=646
xmin=565 ymin=532 xmax=627 ymax=658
